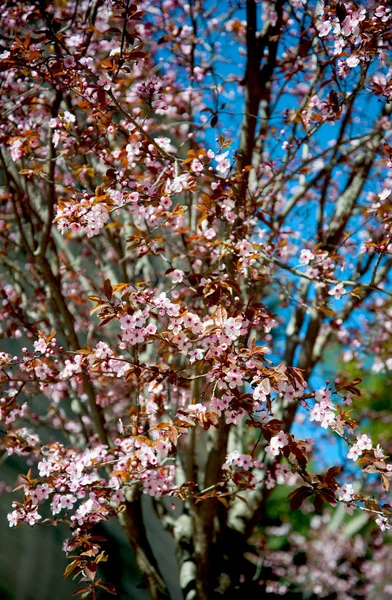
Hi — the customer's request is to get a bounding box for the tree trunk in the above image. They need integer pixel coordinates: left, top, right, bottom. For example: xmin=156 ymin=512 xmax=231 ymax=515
xmin=119 ymin=494 xmax=171 ymax=599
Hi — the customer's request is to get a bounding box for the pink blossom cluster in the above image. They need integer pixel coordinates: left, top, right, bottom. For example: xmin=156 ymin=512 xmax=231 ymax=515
xmin=265 ymin=431 xmax=289 ymax=457
xmin=223 ymin=451 xmax=255 ymax=471
xmin=55 ymin=195 xmax=112 ymax=238
xmin=7 ymin=430 xmax=177 ymax=529
xmin=309 ymin=388 xmax=336 ymax=430
xmin=336 ymin=483 xmax=355 ymax=503
xmin=347 ymin=434 xmax=373 ymax=461
xmin=119 ymin=309 xmax=158 ymax=345
xmin=137 ymin=76 xmax=169 ymax=111
xmin=316 ymin=5 xmax=391 ymax=64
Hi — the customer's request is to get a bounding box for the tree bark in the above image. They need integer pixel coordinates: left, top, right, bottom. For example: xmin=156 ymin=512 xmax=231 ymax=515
xmin=119 ymin=492 xmax=171 ymax=599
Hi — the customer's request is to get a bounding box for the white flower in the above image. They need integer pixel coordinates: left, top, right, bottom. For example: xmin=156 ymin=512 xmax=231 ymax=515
xmin=253 ymin=379 xmax=271 ymax=403
xmin=187 ymin=403 xmax=206 ymax=416
xmin=171 ymin=269 xmax=184 ymax=284
xmin=337 ymin=483 xmax=354 ymax=502
xmin=378 ymin=188 xmax=391 ymax=201
xmin=204 ymin=228 xmax=216 ymax=240
xmin=223 ymin=317 xmax=243 ymax=340
xmin=347 ymin=435 xmax=371 ymax=461
xmin=356 ymin=434 xmax=372 ymax=451
xmin=191 ymin=158 xmax=203 ymax=174
xmin=7 ymin=510 xmax=19 ymax=527
xmin=328 ymin=282 xmax=346 ymax=300
xmin=299 ymin=249 xmax=314 ymax=265
xmin=63 ymin=111 xmax=76 ymax=124
xmin=165 ymin=174 xmax=189 ymax=194
xmin=346 ymin=55 xmax=360 ymax=68
xmin=317 ymin=20 xmax=332 ymax=37
xmin=265 ymin=431 xmax=289 ymax=457
xmin=33 ymin=338 xmax=48 ymax=353
xmin=374 ymin=444 xmax=387 ymax=459
xmin=347 ymin=445 xmax=360 ymax=461
xmin=94 ymin=341 xmax=113 ymax=359
xmin=26 ymin=510 xmax=42 ymax=526
xmin=53 ymin=130 xmax=61 ymax=148
xmin=154 ymin=137 xmax=175 ymax=153
xmin=376 ymin=515 xmax=391 ymax=532
xmin=189 ymin=348 xmax=204 ymax=363
xmin=215 ymin=151 xmax=230 ymax=174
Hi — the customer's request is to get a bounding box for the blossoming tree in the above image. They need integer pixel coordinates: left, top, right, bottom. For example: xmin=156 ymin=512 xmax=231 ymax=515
xmin=1 ymin=0 xmax=392 ymax=597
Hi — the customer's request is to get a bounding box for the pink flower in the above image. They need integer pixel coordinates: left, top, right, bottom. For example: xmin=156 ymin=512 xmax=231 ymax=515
xmin=299 ymin=249 xmax=314 ymax=265
xmin=97 ymin=76 xmax=113 ymax=91
xmin=111 ymin=489 xmax=125 ymax=504
xmin=145 ymin=323 xmax=157 ymax=335
xmin=224 ymin=408 xmax=246 ymax=425
xmin=7 ymin=510 xmax=19 ymax=527
xmin=238 ymin=240 xmax=253 ymax=256
xmin=309 ymin=391 xmax=336 ymax=429
xmin=317 ymin=20 xmax=332 ymax=37
xmin=346 ymin=55 xmax=360 ymax=68
xmin=94 ymin=341 xmax=113 ymax=359
xmin=63 ymin=111 xmax=76 ymax=124
xmin=191 ymin=159 xmax=203 ymax=174
xmin=171 ymin=269 xmax=184 ymax=283
xmin=25 ymin=510 xmax=42 ymax=526
xmin=347 ymin=435 xmax=371 ymax=461
xmin=374 ymin=444 xmax=387 ymax=459
xmin=225 ymin=367 xmax=244 ymax=389
xmin=253 ymin=379 xmax=271 ymax=404
xmin=265 ymin=431 xmax=289 ymax=457
xmin=204 ymin=228 xmax=216 ymax=240
xmin=356 ymin=434 xmax=372 ymax=451
xmin=379 ymin=188 xmax=391 ymax=201
xmin=9 ymin=138 xmax=23 ymax=161
xmin=376 ymin=515 xmax=391 ymax=532
xmin=63 ymin=56 xmax=76 ymax=68
xmin=224 ymin=451 xmax=253 ymax=470
xmin=33 ymin=338 xmax=48 ymax=353
xmin=156 ymin=439 xmax=171 ymax=458
xmin=60 ymin=494 xmax=77 ymax=510
xmin=215 ymin=151 xmax=230 ymax=174
xmin=328 ymin=282 xmax=346 ymax=300
xmin=189 ymin=348 xmax=204 ymax=363
xmin=165 ymin=174 xmax=189 ymax=195
xmin=187 ymin=403 xmax=207 ymax=416
xmin=223 ymin=317 xmax=243 ymax=340
xmin=154 ymin=137 xmax=175 ymax=153
xmin=160 ymin=196 xmax=172 ymax=210
xmin=337 ymin=483 xmax=354 ymax=502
